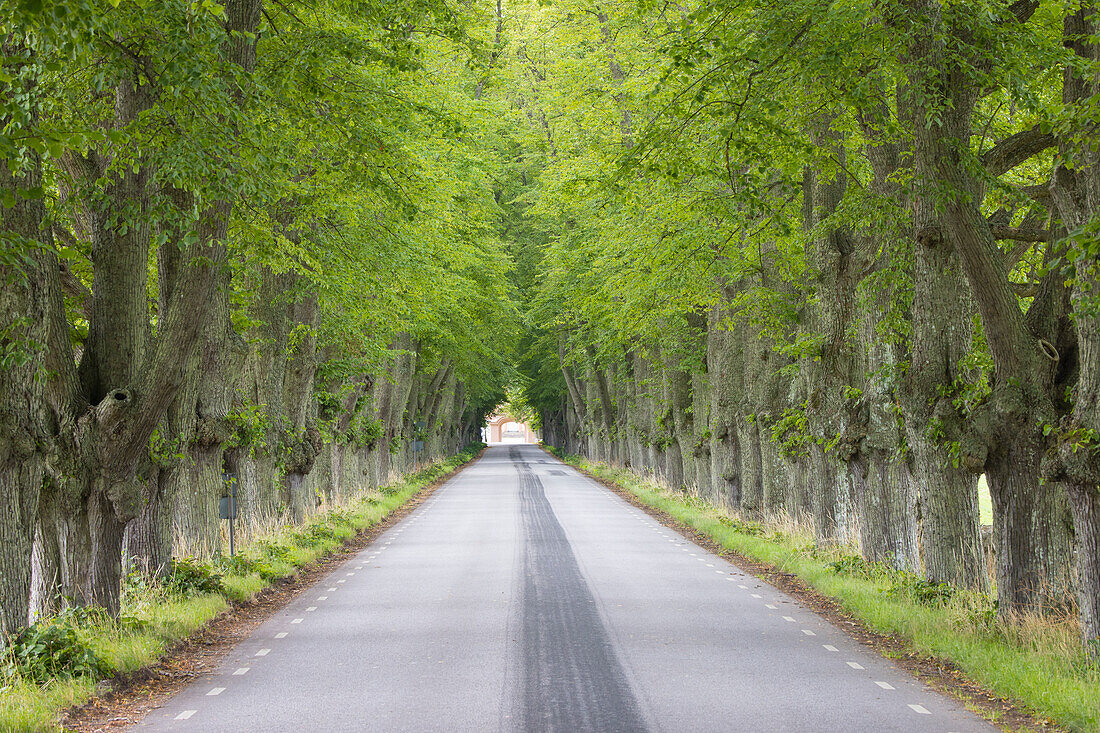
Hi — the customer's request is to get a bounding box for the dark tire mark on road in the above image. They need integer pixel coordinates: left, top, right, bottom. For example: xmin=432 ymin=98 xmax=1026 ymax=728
xmin=513 ymin=447 xmax=649 ymax=733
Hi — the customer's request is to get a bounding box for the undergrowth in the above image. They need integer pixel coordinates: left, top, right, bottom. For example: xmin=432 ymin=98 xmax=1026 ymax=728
xmin=560 ymin=452 xmax=1100 ymax=733
xmin=0 ymin=443 xmax=484 ymax=733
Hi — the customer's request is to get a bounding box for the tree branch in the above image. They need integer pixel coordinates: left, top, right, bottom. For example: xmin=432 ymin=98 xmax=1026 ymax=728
xmin=982 ymin=125 xmax=1055 ymax=177
xmin=990 ymin=224 xmax=1049 ymax=242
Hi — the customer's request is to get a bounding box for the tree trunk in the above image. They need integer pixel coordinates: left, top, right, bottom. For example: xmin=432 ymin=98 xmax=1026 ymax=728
xmin=85 ymin=485 xmax=128 ymax=616
xmin=708 ymin=294 xmax=744 ymax=508
xmin=0 ymin=38 xmax=60 ymax=637
xmin=1048 ymin=4 xmax=1100 ymax=652
xmin=899 ymin=18 xmax=989 ymax=589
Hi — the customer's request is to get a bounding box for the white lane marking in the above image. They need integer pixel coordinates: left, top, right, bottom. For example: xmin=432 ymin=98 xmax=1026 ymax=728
xmin=689 ymin=553 xmax=697 ymax=557
xmin=802 ymin=629 xmax=816 ymax=636
xmin=328 ymin=587 xmax=337 ymax=592
xmin=337 ymin=579 xmax=346 ymax=584
xmin=908 ymin=704 xmax=931 ymax=714
xmin=783 ymin=616 xmax=796 ymax=622
xmin=307 ymin=606 xmax=317 ymax=612
xmin=233 ymin=667 xmax=250 ymax=675
xmin=706 ymin=563 xmax=715 ymax=567
xmin=874 ymin=681 xmax=895 ymax=690
xmin=356 ymin=566 xmax=363 ymax=569
xmin=766 ymin=604 xmax=777 ymax=609
xmin=291 ymin=618 xmax=303 ymax=624
xmin=207 ymin=687 xmax=225 ymax=696
xmin=176 ymin=710 xmax=197 ymax=720
xmin=318 ymin=596 xmax=328 ymax=601
xmin=275 ymin=632 xmax=287 ymax=639
xmin=847 ymin=662 xmax=864 ymax=669
xmin=255 ymin=648 xmax=270 ymax=657
xmin=823 ymin=645 xmax=839 ymax=652
xmin=752 ymin=594 xmax=763 ymax=599
xmin=715 ymin=570 xmax=725 ymax=574
xmin=739 ymin=584 xmax=748 ymax=589
xmin=346 ymin=572 xmax=355 ymax=576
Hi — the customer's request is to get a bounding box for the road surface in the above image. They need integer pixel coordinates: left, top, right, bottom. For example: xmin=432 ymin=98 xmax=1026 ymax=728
xmin=135 ymin=445 xmax=996 ymax=732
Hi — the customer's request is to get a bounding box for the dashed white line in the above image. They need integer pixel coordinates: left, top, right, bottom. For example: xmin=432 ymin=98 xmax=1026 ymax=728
xmin=175 ymin=710 xmax=197 ymax=720
xmin=233 ymin=667 xmax=250 ymax=675
xmin=765 ymin=604 xmax=777 ymax=609
xmin=275 ymin=632 xmax=287 ymax=639
xmin=874 ymin=681 xmax=895 ymax=690
xmin=307 ymin=606 xmax=317 ymax=612
xmin=206 ymin=687 xmax=225 ymax=696
xmin=802 ymin=629 xmax=816 ymax=636
xmin=328 ymin=587 xmax=337 ymax=592
xmin=847 ymin=662 xmax=864 ymax=669
xmin=752 ymin=594 xmax=763 ymax=599
xmin=705 ymin=563 xmax=715 ymax=567
xmin=318 ymin=596 xmax=328 ymax=601
xmin=782 ymin=616 xmax=796 ymax=622
xmin=346 ymin=572 xmax=355 ymax=576
xmin=908 ymin=704 xmax=931 ymax=714
xmin=255 ymin=648 xmax=270 ymax=656
xmin=291 ymin=618 xmax=303 ymax=624
xmin=337 ymin=579 xmax=346 ymax=584
xmin=739 ymin=584 xmax=748 ymax=589
xmin=823 ymin=645 xmax=839 ymax=652
xmin=715 ymin=570 xmax=725 ymax=575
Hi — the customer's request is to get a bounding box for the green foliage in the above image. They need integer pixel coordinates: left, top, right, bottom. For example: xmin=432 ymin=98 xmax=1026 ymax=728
xmin=165 ymin=558 xmax=224 ymax=597
xmin=770 ymin=402 xmax=810 ymax=457
xmin=2 ymin=610 xmax=107 ymax=683
xmin=826 ymin=554 xmax=885 ymax=579
xmin=717 ymin=515 xmax=766 ymax=537
xmin=886 ymin=574 xmax=957 ymax=607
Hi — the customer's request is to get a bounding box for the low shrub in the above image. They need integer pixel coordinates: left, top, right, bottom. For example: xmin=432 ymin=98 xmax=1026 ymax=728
xmin=717 ymin=515 xmax=766 ymax=536
xmin=886 ymin=573 xmax=956 ymax=606
xmin=165 ymin=558 xmax=224 ymax=597
xmin=2 ymin=610 xmax=106 ymax=683
xmin=826 ymin=554 xmax=885 ymax=579
xmin=289 ymin=522 xmax=340 ymax=548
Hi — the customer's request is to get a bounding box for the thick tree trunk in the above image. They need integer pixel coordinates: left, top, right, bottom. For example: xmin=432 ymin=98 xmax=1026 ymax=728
xmin=0 ymin=39 xmax=61 ymax=637
xmin=855 ymin=454 xmax=919 ymax=571
xmin=802 ymin=139 xmax=861 ymax=545
xmin=899 ymin=22 xmax=989 ymax=589
xmin=122 ymin=470 xmax=170 ymax=576
xmin=738 ymin=421 xmax=764 ymax=516
xmin=988 ymin=440 xmax=1073 ymax=613
xmin=85 ymin=486 xmax=128 ymax=616
xmin=29 ymin=487 xmax=63 ymax=621
xmin=0 ymin=461 xmax=43 ymax=636
xmin=708 ymin=295 xmax=744 ymax=508
xmin=1049 ymin=5 xmax=1100 ymax=651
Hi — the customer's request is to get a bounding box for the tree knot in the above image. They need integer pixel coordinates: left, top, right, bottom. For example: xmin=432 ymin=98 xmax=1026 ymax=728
xmin=915 ymin=225 xmax=943 ymax=248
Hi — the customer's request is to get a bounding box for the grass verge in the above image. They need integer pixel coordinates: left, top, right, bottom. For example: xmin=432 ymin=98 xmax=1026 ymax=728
xmin=554 ymin=451 xmax=1099 ymax=733
xmin=0 ymin=443 xmax=485 ymax=733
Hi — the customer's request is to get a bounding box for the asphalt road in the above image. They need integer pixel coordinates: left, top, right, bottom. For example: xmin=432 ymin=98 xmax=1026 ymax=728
xmin=135 ymin=445 xmax=997 ymax=732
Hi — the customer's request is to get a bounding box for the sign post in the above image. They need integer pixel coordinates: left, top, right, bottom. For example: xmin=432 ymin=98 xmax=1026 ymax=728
xmin=219 ymin=473 xmax=238 ymax=557
xmin=412 ymin=420 xmax=426 ymax=468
